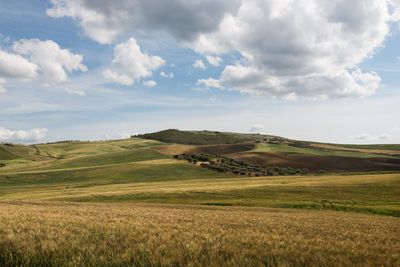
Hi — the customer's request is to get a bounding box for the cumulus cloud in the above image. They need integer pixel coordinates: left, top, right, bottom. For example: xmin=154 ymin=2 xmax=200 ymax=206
xmin=0 ymin=127 xmax=48 ymax=142
xmin=0 ymin=49 xmax=38 ymax=91
xmin=205 ymin=55 xmax=223 ymax=66
xmin=0 ymin=39 xmax=86 ymax=91
xmin=160 ymin=71 xmax=174 ymax=79
xmin=12 ymin=39 xmax=87 ymax=83
xmin=103 ymin=38 xmax=165 ymax=86
xmin=193 ymin=59 xmax=206 ymax=70
xmin=0 ymin=49 xmax=38 ymax=80
xmin=217 ymin=65 xmax=381 ymax=98
xmin=47 ymin=0 xmax=400 ymax=99
xmin=103 ymin=70 xmax=133 ymax=86
xmin=197 ymin=78 xmax=223 ymax=89
xmin=47 ymin=0 xmax=241 ymax=44
xmin=193 ymin=0 xmax=399 ymax=98
xmin=142 ymin=80 xmax=157 ymax=88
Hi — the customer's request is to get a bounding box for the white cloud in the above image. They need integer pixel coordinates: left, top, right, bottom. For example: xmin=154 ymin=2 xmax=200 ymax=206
xmin=193 ymin=59 xmax=206 ymax=70
xmin=0 ymin=127 xmax=48 ymax=142
xmin=0 ymin=39 xmax=85 ymax=92
xmin=47 ymin=0 xmax=241 ymax=44
xmin=205 ymin=55 xmax=223 ymax=66
xmin=142 ymin=80 xmax=157 ymax=88
xmin=218 ymin=64 xmax=381 ymax=98
xmin=66 ymin=88 xmax=86 ymax=96
xmin=197 ymin=78 xmax=224 ymax=89
xmin=160 ymin=71 xmax=174 ymax=79
xmin=190 ymin=0 xmax=399 ymax=98
xmin=250 ymin=124 xmax=264 ymax=132
xmin=47 ymin=0 xmax=400 ymax=98
xmin=103 ymin=38 xmax=165 ymax=86
xmin=103 ymin=70 xmax=133 ymax=86
xmin=12 ymin=39 xmax=87 ymax=83
xmin=0 ymin=49 xmax=38 ymax=80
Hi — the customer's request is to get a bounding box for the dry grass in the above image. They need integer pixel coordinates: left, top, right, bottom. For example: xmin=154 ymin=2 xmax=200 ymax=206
xmin=155 ymin=144 xmax=195 ymax=155
xmin=1 ymin=172 xmax=399 ymax=217
xmin=0 ymin=202 xmax=399 ymax=267
xmin=1 ymin=172 xmax=397 ymax=201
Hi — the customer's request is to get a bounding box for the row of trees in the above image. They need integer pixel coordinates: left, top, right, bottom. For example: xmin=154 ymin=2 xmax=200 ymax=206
xmin=174 ymin=153 xmax=310 ymax=176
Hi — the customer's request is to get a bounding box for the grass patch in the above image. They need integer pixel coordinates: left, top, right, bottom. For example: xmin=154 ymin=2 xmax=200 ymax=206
xmin=0 ymin=146 xmax=20 ymax=160
xmin=6 ymin=171 xmax=396 ymax=218
xmin=0 ymin=160 xmax=230 ymax=199
xmin=254 ymin=143 xmax=393 ymax=158
xmin=48 ymin=148 xmax=169 ymax=169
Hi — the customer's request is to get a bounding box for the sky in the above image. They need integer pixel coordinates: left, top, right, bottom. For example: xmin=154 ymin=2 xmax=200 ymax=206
xmin=0 ymin=0 xmax=400 ymax=144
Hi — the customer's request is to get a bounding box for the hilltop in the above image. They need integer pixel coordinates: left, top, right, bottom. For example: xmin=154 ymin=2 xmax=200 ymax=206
xmin=135 ymin=129 xmax=283 ymax=145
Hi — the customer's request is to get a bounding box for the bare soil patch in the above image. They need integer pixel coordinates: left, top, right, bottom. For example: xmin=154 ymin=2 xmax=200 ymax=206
xmin=231 ymin=151 xmax=400 ymax=172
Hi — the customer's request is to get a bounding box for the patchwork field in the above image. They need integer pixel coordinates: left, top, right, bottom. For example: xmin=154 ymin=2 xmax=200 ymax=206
xmin=1 ymin=130 xmax=400 ymax=266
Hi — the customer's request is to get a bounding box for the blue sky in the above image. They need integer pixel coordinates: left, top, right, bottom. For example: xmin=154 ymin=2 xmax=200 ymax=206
xmin=0 ymin=0 xmax=400 ymax=144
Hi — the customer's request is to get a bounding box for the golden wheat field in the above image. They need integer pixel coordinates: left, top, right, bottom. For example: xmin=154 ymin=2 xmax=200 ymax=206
xmin=0 ymin=201 xmax=399 ymax=267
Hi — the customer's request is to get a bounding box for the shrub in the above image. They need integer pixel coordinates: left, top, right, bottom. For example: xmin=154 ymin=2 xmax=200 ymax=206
xmin=174 ymin=153 xmax=313 ymax=177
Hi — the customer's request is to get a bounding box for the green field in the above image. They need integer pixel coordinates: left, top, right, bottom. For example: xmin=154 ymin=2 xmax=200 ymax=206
xmin=1 ymin=132 xmax=400 ymax=266
xmin=254 ymin=142 xmax=396 ymax=158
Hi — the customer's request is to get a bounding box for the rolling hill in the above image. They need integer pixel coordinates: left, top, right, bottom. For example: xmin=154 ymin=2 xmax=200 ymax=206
xmin=135 ymin=129 xmax=283 ymax=145
xmin=1 ymin=130 xmax=399 ymax=266
xmin=1 ymin=129 xmax=399 ymax=213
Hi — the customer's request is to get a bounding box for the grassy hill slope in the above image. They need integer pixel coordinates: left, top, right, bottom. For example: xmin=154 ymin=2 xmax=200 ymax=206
xmin=0 ymin=145 xmax=20 ymax=160
xmin=0 ymin=133 xmax=399 ymax=217
xmin=1 ymin=131 xmax=400 ymax=266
